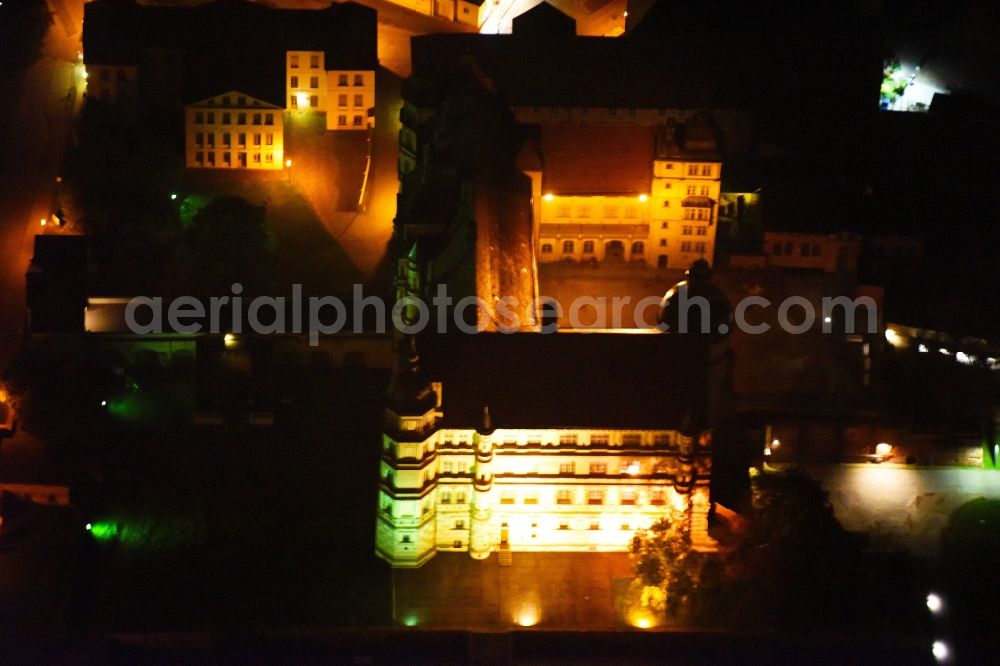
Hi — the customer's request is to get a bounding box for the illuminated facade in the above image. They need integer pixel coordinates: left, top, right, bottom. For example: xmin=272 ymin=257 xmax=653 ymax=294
xmin=383 ymin=0 xmax=491 ymax=28
xmin=184 ymin=92 xmax=284 ymax=170
xmin=375 ymin=334 xmax=719 ymax=568
xmin=286 ymin=52 xmax=375 ymax=130
xmin=525 ymin=115 xmax=723 ymax=268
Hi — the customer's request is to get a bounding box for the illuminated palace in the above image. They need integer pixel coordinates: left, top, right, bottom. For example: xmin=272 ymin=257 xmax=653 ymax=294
xmin=83 ymin=0 xmax=377 ymax=171
xmin=376 ymin=334 xmax=720 ymax=567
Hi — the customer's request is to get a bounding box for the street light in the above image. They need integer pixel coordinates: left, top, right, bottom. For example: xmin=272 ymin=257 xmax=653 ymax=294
xmin=285 ymin=158 xmax=293 ymax=183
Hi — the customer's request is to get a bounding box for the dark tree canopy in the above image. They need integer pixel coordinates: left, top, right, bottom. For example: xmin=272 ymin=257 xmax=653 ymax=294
xmin=0 ymin=0 xmax=52 ymax=76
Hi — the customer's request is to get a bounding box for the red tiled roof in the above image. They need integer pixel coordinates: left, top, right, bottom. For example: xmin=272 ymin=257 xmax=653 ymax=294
xmin=540 ymin=125 xmax=653 ymax=195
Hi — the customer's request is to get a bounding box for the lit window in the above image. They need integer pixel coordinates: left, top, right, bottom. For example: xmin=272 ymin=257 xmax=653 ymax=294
xmin=562 ymin=240 xmax=574 ymax=254
xmin=589 ymin=521 xmax=600 ymax=530
xmin=559 ymin=462 xmax=575 ymax=474
xmin=650 ymin=489 xmax=666 ymax=505
xmin=440 ymin=491 xmax=451 ymax=504
xmin=559 ymin=433 xmax=577 ymax=445
xmin=622 ymin=433 xmax=642 ymax=446
xmin=523 ymin=493 xmax=539 ymax=505
xmin=500 ymin=491 xmax=516 ymax=505
xmin=590 ymin=434 xmax=609 ymax=446
xmin=620 ymin=488 xmax=637 ymax=505
xmin=589 ymin=463 xmax=607 ymax=475
xmin=556 ymin=489 xmax=572 ymax=504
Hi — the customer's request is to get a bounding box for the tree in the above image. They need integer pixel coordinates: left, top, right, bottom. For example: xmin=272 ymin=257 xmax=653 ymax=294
xmin=171 ymin=196 xmax=272 ymax=297
xmin=629 ymin=510 xmax=708 ymax=617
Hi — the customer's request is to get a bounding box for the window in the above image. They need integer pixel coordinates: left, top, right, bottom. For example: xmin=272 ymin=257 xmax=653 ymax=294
xmin=558 ymin=521 xmax=570 ymax=530
xmin=310 ymin=76 xmax=319 ymax=89
xmin=223 ymin=152 xmax=231 ymax=165
xmin=811 ymin=244 xmax=822 ymax=257
xmin=265 ymin=133 xmax=273 ymax=146
xmin=238 ymin=112 xmax=246 ymax=124
xmin=523 ymin=493 xmax=539 ymax=505
xmin=455 ymin=492 xmax=466 ymax=504
xmin=252 ymin=153 xmax=261 ymax=164
xmin=310 ymin=54 xmax=319 ymax=68
xmin=354 ymin=94 xmax=363 ymax=106
xmin=681 ymin=241 xmax=692 ymax=252
xmin=653 ymin=463 xmax=669 ymax=474
xmin=222 ymin=112 xmax=231 ymax=125
xmin=665 ymin=162 xmax=674 ymax=170
xmin=541 ymin=243 xmax=553 ymax=254
xmin=290 ymin=55 xmax=299 ymax=68
xmin=401 ymin=535 xmax=410 ymax=543
xmin=195 ymin=151 xmax=203 ymax=164
xmin=589 ymin=521 xmax=601 ymax=530
xmin=683 ymin=225 xmax=694 ymax=236
xmin=559 ymin=433 xmax=578 ymax=446
xmin=238 ymin=133 xmax=246 ymax=146
xmin=785 ymin=242 xmax=793 ymax=255
xmin=206 ymin=112 xmax=215 ymax=124
xmin=265 ymin=113 xmax=274 ymax=125
xmin=577 ymin=205 xmax=590 ymax=218
xmin=500 ymin=490 xmax=516 ymax=504
xmin=556 ymin=204 xmax=571 ymax=218
xmin=604 ymin=205 xmax=618 ymax=218
xmin=653 ymin=433 xmax=670 ymax=446
xmin=353 ymin=115 xmax=363 ymax=126
xmin=590 ymin=463 xmax=607 ymax=474
xmin=620 ymin=488 xmax=637 ymax=505
xmin=440 ymin=491 xmax=451 ymax=504
xmin=559 ymin=462 xmax=575 ymax=474
xmin=253 ymin=113 xmax=261 ymax=125
xmin=310 ymin=95 xmax=318 ymax=108
xmin=686 ymin=185 xmax=697 ymax=195
xmin=582 ymin=240 xmax=595 ymax=254
xmin=801 ymin=243 xmax=810 ymax=257
xmin=590 ymin=434 xmax=609 ymax=446
xmin=773 ymin=242 xmax=783 ymax=256
xmin=562 ymin=240 xmax=574 ymax=254
xmin=701 ymin=165 xmax=712 ymax=176
xmin=222 ymin=95 xmax=231 ymax=105
xmin=556 ymin=489 xmax=572 ymax=504
xmin=338 ymin=74 xmax=348 ymax=86
xmin=222 ymin=133 xmax=231 ymax=147
xmin=456 ymin=462 xmax=468 ymax=474
xmin=624 ymin=206 xmax=637 ymax=218
xmin=650 ymin=489 xmax=666 ymax=505
xmin=688 ymin=164 xmax=698 ymax=176
xmin=631 ymin=241 xmax=644 ymax=254
xmin=195 ymin=132 xmax=204 ymax=146
xmin=290 ymin=95 xmax=298 ymax=109
xmin=700 ymin=185 xmax=710 ymax=196
xmin=207 ymin=133 xmax=215 ymax=147
xmin=659 ymin=239 xmax=667 ymax=247
xmin=338 ymin=94 xmax=348 ymax=106
xmin=696 ymin=226 xmax=707 ymax=235
xmin=338 ymin=115 xmax=347 ymax=127
xmin=587 ymin=490 xmax=604 ymax=505
xmin=291 ymin=76 xmax=299 ymax=88
xmin=207 ymin=152 xmax=215 ymax=165
xmin=441 ymin=462 xmax=452 ymax=473
xmin=454 ymin=520 xmax=465 ymax=529
xmin=453 ymin=540 xmax=462 ymax=548
xmin=354 ymin=74 xmax=363 ymax=86
xmin=237 ymin=96 xmax=245 ymax=106
xmin=695 ymin=241 xmax=706 ymax=253
xmin=195 ymin=112 xmax=204 ymax=124
xmin=661 ymin=222 xmax=668 ymax=229
xmin=253 ymin=133 xmax=261 ymax=146
xmin=622 ymin=433 xmax=642 ymax=446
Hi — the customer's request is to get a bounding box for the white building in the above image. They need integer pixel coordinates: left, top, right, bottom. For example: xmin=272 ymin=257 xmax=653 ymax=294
xmin=375 ymin=333 xmax=719 ymax=568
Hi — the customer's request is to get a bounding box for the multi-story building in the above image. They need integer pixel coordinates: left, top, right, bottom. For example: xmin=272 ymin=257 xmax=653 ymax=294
xmin=184 ymin=92 xmax=285 ymax=170
xmin=376 ymin=333 xmax=720 ymax=568
xmin=522 ymin=115 xmax=722 ymax=268
xmin=384 ymin=0 xmax=492 ymax=28
xmin=83 ymin=0 xmax=378 ymax=170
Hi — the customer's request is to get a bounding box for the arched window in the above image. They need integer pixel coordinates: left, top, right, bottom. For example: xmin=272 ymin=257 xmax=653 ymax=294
xmin=562 ymin=240 xmax=574 ymax=254
xmin=631 ymin=241 xmax=645 ymax=254
xmin=541 ymin=243 xmax=553 ymax=254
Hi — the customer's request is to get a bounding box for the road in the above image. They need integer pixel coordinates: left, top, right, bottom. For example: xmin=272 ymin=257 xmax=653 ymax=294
xmin=0 ymin=0 xmax=85 ymax=370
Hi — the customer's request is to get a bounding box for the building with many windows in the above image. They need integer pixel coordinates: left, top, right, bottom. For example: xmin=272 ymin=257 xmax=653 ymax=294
xmin=376 ymin=333 xmax=721 ymax=568
xmin=522 ymin=114 xmax=722 ymax=268
xmin=83 ymin=0 xmax=377 ymax=170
